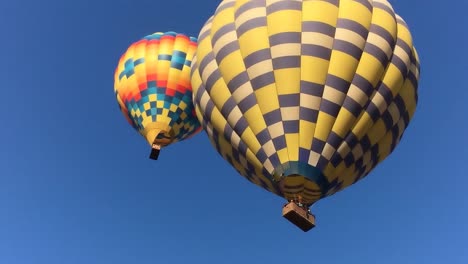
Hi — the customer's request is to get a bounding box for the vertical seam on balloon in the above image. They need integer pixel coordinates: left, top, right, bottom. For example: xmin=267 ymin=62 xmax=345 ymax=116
xmin=126 ymin=42 xmax=140 ymax=131
xmin=201 ymin=5 xmax=273 ymax=190
xmin=172 ymin=34 xmax=200 ymax=142
xmin=328 ymin=0 xmax=393 ymax=176
xmin=318 ymin=1 xmax=371 ymax=174
xmin=309 ymin=0 xmax=340 ymax=169
xmin=358 ymin=16 xmax=413 ymax=154
xmin=167 ymin=33 xmax=187 ymax=143
xmin=332 ymin=14 xmax=416 ymax=188
xmin=165 ymin=32 xmax=179 ymax=141
xmin=231 ymin=0 xmax=276 ymax=190
xmin=238 ymin=0 xmax=280 ymax=178
xmin=153 ymin=33 xmax=163 ymax=127
xmin=323 ymin=1 xmax=377 ymax=182
xmin=357 ymin=47 xmax=419 ymax=180
xmin=177 ymin=37 xmax=200 ymax=142
xmin=265 ymin=0 xmax=292 ymax=172
xmin=325 ymin=2 xmax=391 ymax=191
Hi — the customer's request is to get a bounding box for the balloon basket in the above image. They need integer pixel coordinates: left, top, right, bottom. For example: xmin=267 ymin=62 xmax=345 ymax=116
xmin=149 ymin=144 xmax=161 ymax=160
xmin=282 ymin=202 xmax=315 ymax=232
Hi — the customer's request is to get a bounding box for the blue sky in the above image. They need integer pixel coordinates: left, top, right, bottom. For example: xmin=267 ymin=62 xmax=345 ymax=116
xmin=1 ymin=0 xmax=467 ymax=263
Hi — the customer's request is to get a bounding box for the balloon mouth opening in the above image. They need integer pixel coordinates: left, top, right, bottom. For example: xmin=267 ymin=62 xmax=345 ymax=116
xmin=142 ymin=123 xmax=173 ymax=145
xmin=272 ymin=162 xmax=331 ymax=205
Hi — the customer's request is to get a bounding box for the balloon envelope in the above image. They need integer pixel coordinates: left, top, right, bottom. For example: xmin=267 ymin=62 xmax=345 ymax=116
xmin=191 ymin=0 xmax=420 ymax=205
xmin=115 ymin=32 xmax=201 ymax=157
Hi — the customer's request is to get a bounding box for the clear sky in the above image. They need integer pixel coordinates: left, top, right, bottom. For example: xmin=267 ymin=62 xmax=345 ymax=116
xmin=1 ymin=0 xmax=467 ymax=263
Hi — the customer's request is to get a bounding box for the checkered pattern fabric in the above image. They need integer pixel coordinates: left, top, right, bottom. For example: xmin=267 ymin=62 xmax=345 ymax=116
xmin=191 ymin=0 xmax=420 ymax=205
xmin=115 ymin=32 xmax=201 ymax=148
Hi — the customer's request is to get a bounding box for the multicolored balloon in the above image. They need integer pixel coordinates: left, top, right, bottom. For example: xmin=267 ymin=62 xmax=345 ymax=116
xmin=191 ymin=0 xmax=420 ymax=227
xmin=115 ymin=32 xmax=201 ymax=159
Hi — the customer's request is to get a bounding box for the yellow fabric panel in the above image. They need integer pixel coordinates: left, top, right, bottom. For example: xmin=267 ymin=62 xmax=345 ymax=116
xmin=356 ymin=54 xmax=386 ymax=84
xmin=266 ymin=9 xmax=301 ymax=35
xmin=218 ymin=53 xmax=246 ymax=84
xmin=367 ymin=119 xmax=388 ymax=145
xmin=240 ymin=129 xmax=262 ymax=158
xmin=372 ymin=4 xmax=397 ymax=40
xmin=302 ymin=0 xmax=339 ymax=27
xmin=401 ymin=90 xmax=416 ymax=119
xmin=338 ymin=0 xmax=372 ymax=28
xmin=255 ymin=84 xmax=281 ymax=113
xmin=286 ymin=133 xmax=299 ymax=161
xmin=327 ymin=51 xmax=359 ymax=82
xmin=179 ymin=101 xmax=187 ymax=110
xmin=244 ymin=107 xmax=267 ymax=134
xmin=234 ymin=0 xmax=250 ymax=8
xmin=235 ymin=2 xmax=269 ymax=55
xmin=195 ymin=36 xmax=213 ymax=63
xmin=332 ymin=109 xmax=355 ymax=138
xmin=376 ymin=129 xmax=393 ymax=162
xmin=277 ymin=148 xmax=289 ymax=165
xmin=300 ymin=56 xmax=330 ymax=85
xmin=145 ymin=37 xmax=159 ymax=66
xmin=381 ymin=64 xmax=405 ymax=98
xmin=351 ymin=112 xmax=373 ymax=140
xmin=238 ymin=27 xmax=270 ymax=56
xmin=273 ymin=69 xmax=301 ymax=95
xmin=210 ymin=4 xmax=234 ymax=37
xmin=209 ymin=79 xmax=231 ymax=109
xmin=160 ymin=108 xmax=170 ymax=125
xmin=395 ymin=15 xmax=414 ymax=49
xmin=315 ymin=113 xmax=335 ymax=141
xmin=384 ymin=22 xmax=413 ymax=97
xmin=299 ymin=120 xmax=316 ymax=149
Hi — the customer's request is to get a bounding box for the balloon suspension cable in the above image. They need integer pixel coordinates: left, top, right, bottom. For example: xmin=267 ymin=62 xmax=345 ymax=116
xmin=149 ymin=142 xmax=161 ymax=160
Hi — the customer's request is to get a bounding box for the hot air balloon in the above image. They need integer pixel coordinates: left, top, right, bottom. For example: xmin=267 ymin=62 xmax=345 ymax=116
xmin=115 ymin=32 xmax=201 ymax=160
xmin=191 ymin=0 xmax=420 ymax=231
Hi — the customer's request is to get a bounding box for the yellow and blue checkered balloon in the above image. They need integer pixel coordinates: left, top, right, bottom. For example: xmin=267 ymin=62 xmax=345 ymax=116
xmin=115 ymin=32 xmax=201 ymax=159
xmin=191 ymin=0 xmax=420 ymax=206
